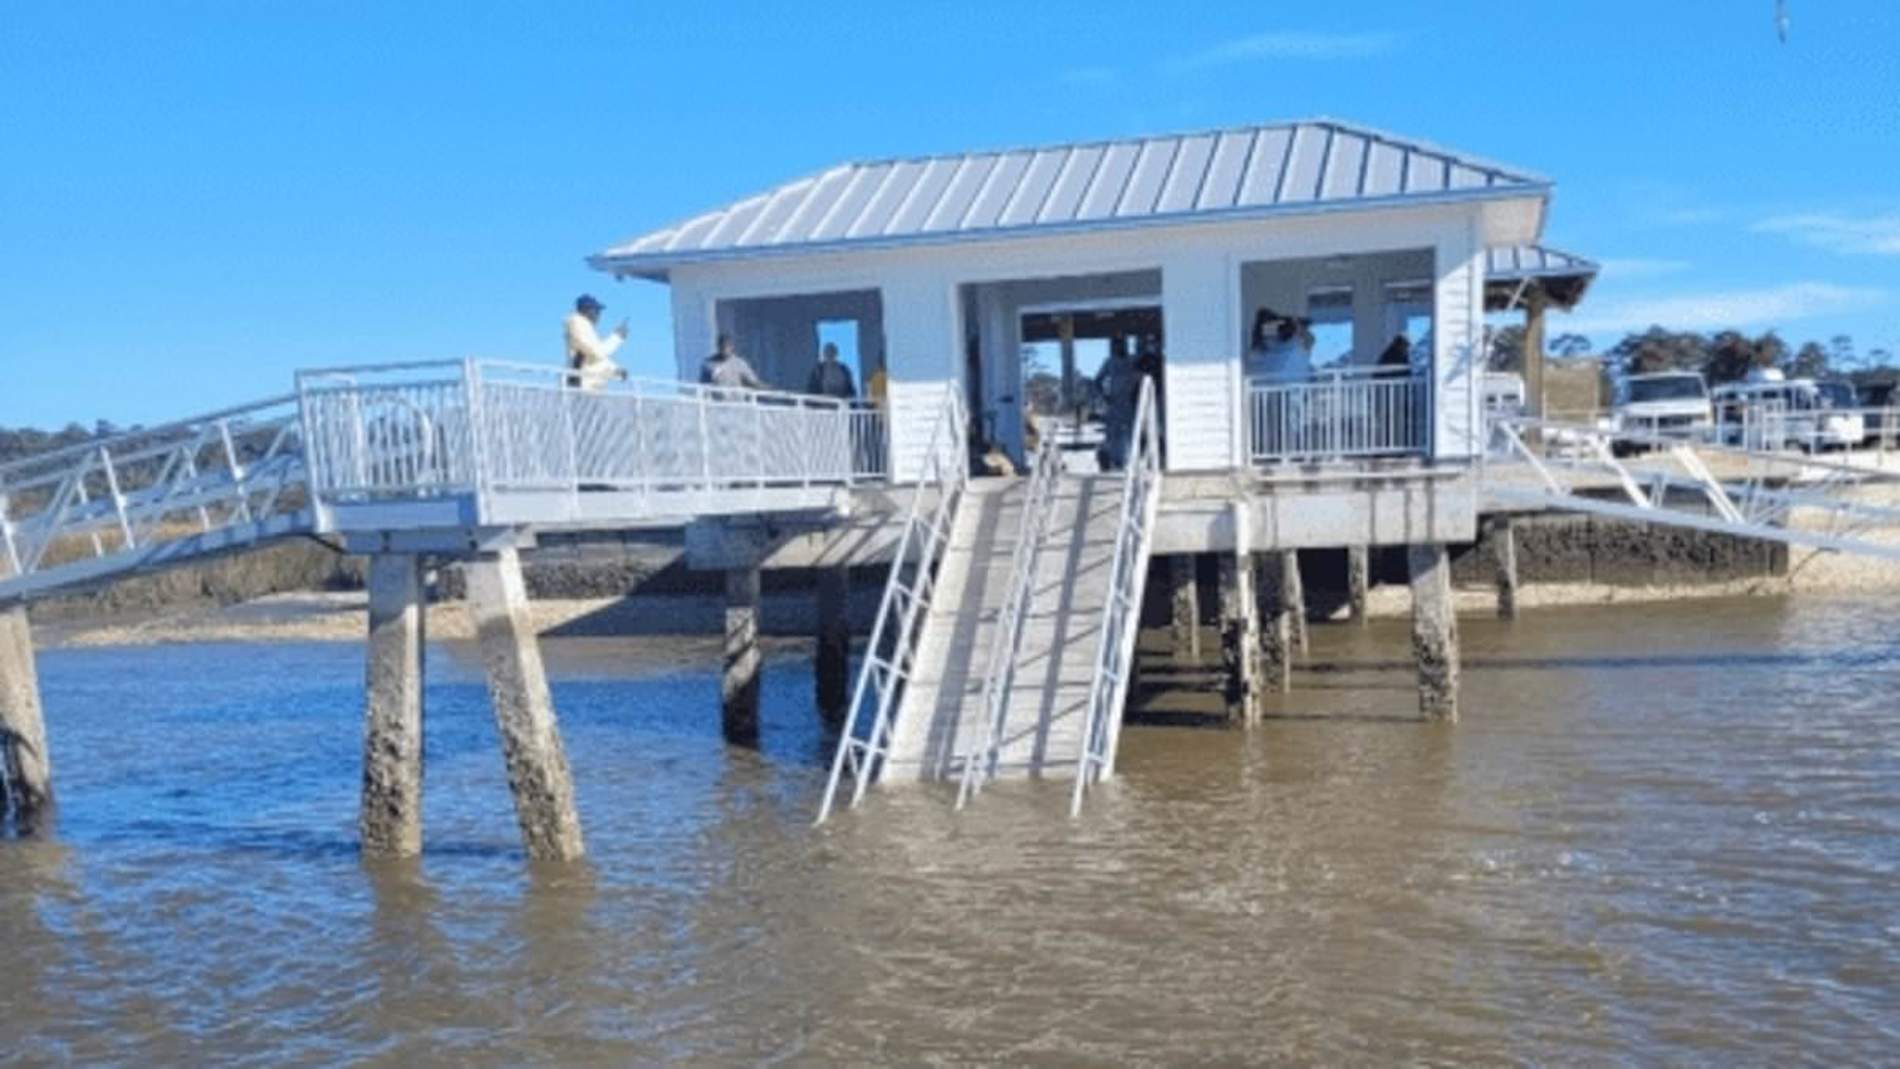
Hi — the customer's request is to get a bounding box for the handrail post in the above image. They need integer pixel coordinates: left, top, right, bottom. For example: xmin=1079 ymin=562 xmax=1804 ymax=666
xmin=98 ymin=445 xmax=135 ymax=551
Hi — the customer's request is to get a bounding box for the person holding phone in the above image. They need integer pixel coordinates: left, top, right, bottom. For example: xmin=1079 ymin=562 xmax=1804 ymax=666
xmin=565 ymin=293 xmax=629 ymax=391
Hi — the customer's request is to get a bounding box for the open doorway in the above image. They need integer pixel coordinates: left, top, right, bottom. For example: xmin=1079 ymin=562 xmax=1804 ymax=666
xmin=1020 ymin=303 xmax=1163 ymax=473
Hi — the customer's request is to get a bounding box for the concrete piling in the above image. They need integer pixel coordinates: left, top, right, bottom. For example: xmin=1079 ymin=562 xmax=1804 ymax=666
xmin=0 ymin=602 xmax=53 ymax=831
xmin=1253 ymin=552 xmax=1295 ymax=693
xmin=465 ymin=547 xmax=585 ymax=862
xmin=1168 ymin=555 xmax=1201 ymax=666
xmin=1407 ymin=543 xmax=1460 ymax=722
xmin=814 ymin=565 xmax=850 ymax=719
xmin=1218 ymin=551 xmax=1259 ymax=724
xmin=723 ymin=566 xmax=762 ymax=745
xmin=1491 ymin=516 xmax=1520 ymax=620
xmin=1283 ymin=551 xmax=1309 ymax=658
xmin=360 ymin=554 xmax=426 ymax=858
xmin=1346 ymin=544 xmax=1370 ymax=625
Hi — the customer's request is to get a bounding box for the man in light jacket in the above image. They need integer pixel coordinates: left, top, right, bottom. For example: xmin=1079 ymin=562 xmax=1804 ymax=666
xmin=565 ymin=294 xmax=628 ymax=390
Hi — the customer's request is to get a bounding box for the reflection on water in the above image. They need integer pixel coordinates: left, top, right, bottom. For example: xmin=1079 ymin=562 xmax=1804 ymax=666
xmin=2 ymin=596 xmax=1897 ymax=1062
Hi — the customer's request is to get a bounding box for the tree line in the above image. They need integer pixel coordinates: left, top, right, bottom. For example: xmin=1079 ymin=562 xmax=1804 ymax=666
xmin=1490 ymin=326 xmax=1897 ymax=387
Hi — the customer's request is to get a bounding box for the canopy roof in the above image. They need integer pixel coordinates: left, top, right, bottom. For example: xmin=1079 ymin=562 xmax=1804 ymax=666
xmin=592 ymin=117 xmax=1550 ymax=280
xmin=1484 ymin=245 xmax=1599 ymax=311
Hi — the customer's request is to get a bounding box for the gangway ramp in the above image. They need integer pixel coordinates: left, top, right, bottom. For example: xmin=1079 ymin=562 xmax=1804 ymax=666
xmin=819 ymin=379 xmax=1163 ymax=821
xmin=884 ymin=471 xmax=1124 ymax=781
xmin=1486 ymin=415 xmax=1900 ymax=560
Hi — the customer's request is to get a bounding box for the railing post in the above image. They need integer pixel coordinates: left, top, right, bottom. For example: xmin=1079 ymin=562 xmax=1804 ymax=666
xmin=97 ymin=446 xmax=135 ymax=551
xmin=463 ymin=359 xmax=490 ymax=519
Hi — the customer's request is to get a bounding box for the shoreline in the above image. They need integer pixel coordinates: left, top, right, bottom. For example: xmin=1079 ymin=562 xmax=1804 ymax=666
xmin=36 ymin=556 xmax=1889 ymax=650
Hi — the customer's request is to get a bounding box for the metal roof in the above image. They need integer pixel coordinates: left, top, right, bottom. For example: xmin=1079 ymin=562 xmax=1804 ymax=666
xmin=1484 ymin=245 xmax=1599 ymax=311
xmin=591 ymin=118 xmax=1550 ymax=278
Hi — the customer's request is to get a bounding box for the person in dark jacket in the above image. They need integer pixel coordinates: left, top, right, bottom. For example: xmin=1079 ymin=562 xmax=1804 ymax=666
xmin=806 ymin=343 xmax=856 ymax=400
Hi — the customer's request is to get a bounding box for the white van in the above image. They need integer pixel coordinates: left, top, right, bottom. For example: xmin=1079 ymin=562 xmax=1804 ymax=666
xmin=1711 ymin=372 xmax=1863 ymax=451
xmin=1611 ymin=371 xmax=1713 ymax=442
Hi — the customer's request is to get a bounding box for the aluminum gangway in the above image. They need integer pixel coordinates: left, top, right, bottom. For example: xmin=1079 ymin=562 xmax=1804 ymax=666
xmin=819 ymin=379 xmax=1162 ymax=821
xmin=1485 ymin=415 xmax=1900 ymax=560
xmin=0 ymin=359 xmax=890 ymax=604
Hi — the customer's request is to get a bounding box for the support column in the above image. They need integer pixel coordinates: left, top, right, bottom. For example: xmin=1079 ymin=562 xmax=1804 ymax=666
xmin=1407 ymin=544 xmax=1460 ymax=722
xmin=0 ymin=602 xmax=52 ymax=831
xmin=1523 ymin=291 xmax=1549 ymax=418
xmin=723 ymin=566 xmax=762 ymax=745
xmin=361 ymin=554 xmax=426 ymax=858
xmin=1346 ymin=544 xmax=1370 ymax=625
xmin=1168 ymin=555 xmax=1201 ymax=666
xmin=1283 ymin=551 xmax=1309 ymax=658
xmin=1217 ymin=554 xmax=1258 ymax=723
xmin=1254 ymin=553 xmax=1292 ymax=694
xmin=1491 ymin=516 xmax=1520 ymax=620
xmin=465 ymin=547 xmax=585 ymax=861
xmin=814 ymin=565 xmax=850 ymax=720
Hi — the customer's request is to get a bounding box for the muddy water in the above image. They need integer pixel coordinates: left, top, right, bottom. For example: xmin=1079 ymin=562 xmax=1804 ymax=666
xmin=3 ymin=597 xmax=1897 ymax=1064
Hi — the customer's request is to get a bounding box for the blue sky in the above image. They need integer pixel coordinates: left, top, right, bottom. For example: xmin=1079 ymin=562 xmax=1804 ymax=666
xmin=4 ymin=1 xmax=1897 ymax=428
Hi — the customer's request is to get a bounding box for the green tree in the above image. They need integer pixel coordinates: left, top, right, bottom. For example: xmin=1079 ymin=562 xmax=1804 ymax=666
xmin=1551 ymin=332 xmax=1592 ymax=358
xmin=1611 ymin=327 xmax=1709 ymax=374
xmin=1788 ymin=341 xmax=1829 ymax=379
xmin=1487 ymin=324 xmax=1526 ymax=372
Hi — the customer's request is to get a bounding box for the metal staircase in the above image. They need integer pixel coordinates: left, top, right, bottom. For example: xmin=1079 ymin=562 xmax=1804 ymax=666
xmin=1486 ymin=415 xmax=1900 ymax=560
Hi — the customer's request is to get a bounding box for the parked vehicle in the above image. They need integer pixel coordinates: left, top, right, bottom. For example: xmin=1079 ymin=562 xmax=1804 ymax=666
xmin=1711 ymin=371 xmax=1863 ymax=451
xmin=1610 ymin=371 xmax=1712 ymax=453
xmin=1483 ymin=372 xmax=1527 ymax=419
xmin=1857 ymin=381 xmax=1897 ymax=446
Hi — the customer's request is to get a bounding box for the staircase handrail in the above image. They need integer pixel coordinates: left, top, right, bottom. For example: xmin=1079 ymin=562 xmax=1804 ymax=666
xmin=816 ymin=383 xmax=969 ymax=823
xmin=955 ymin=425 xmax=1063 ymax=809
xmin=1071 ymin=377 xmax=1164 ymax=816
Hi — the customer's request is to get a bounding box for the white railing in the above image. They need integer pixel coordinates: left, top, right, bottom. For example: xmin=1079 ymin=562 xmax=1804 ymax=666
xmin=0 ymin=396 xmax=308 ymax=593
xmin=1071 ymin=376 xmax=1163 ymax=816
xmin=1485 ymin=413 xmax=1900 ymax=561
xmin=955 ymin=423 xmax=1063 ymax=809
xmin=1247 ymin=365 xmax=1428 ymax=464
xmin=817 ymin=385 xmax=968 ymax=823
xmin=296 ymin=361 xmax=476 ymax=499
xmin=294 ymin=359 xmax=893 ymax=515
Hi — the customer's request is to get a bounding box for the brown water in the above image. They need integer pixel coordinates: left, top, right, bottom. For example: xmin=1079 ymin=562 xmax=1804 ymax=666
xmin=3 ymin=596 xmax=1897 ymax=1064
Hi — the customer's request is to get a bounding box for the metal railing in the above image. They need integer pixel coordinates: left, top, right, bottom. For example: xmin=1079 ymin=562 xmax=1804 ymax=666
xmin=816 ymin=384 xmax=969 ymax=823
xmin=1485 ymin=413 xmax=1900 ymax=561
xmin=0 ymin=396 xmax=308 ymax=591
xmin=1071 ymin=376 xmax=1163 ymax=816
xmin=955 ymin=423 xmax=1064 ymax=809
xmin=1247 ymin=365 xmax=1428 ymax=464
xmin=295 ymin=359 xmax=893 ymax=515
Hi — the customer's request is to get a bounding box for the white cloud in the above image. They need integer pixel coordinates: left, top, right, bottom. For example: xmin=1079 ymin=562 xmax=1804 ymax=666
xmin=1563 ymin=282 xmax=1885 ymax=335
xmin=1753 ymin=213 xmax=1900 ymax=255
xmin=1597 ymin=258 xmax=1690 ymax=280
xmin=1170 ymin=30 xmax=1401 ymax=71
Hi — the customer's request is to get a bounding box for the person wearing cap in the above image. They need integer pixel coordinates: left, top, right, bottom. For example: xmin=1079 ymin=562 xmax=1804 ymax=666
xmin=806 ymin=342 xmax=856 ymax=400
xmin=565 ymin=294 xmax=629 ymax=391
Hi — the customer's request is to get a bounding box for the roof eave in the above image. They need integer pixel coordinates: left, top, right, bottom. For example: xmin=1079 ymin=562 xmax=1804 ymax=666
xmin=587 ymin=183 xmax=1554 ymax=280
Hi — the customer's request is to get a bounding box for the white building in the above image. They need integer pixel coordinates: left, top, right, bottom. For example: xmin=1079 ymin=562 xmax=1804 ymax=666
xmin=588 ymin=117 xmax=1572 ymax=486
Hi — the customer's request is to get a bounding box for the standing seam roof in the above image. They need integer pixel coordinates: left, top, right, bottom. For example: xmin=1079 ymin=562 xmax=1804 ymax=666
xmin=592 ymin=117 xmax=1550 ymax=274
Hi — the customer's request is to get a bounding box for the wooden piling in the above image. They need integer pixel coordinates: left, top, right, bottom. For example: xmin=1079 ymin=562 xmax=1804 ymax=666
xmin=1219 ymin=504 xmax=1260 ymax=724
xmin=1407 ymin=544 xmax=1460 ymax=722
xmin=1491 ymin=516 xmax=1520 ymax=620
xmin=814 ymin=565 xmax=850 ymax=720
xmin=1168 ymin=555 xmax=1201 ymax=666
xmin=360 ymin=554 xmax=426 ymax=858
xmin=1346 ymin=544 xmax=1370 ymax=625
xmin=0 ymin=602 xmax=52 ymax=831
xmin=723 ymin=566 xmax=762 ymax=745
xmin=465 ymin=547 xmax=585 ymax=861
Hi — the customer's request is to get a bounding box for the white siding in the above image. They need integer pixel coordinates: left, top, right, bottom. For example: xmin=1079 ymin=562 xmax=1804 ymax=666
xmin=1432 ymin=226 xmax=1485 ymax=460
xmin=1161 ymin=255 xmax=1237 ymax=471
